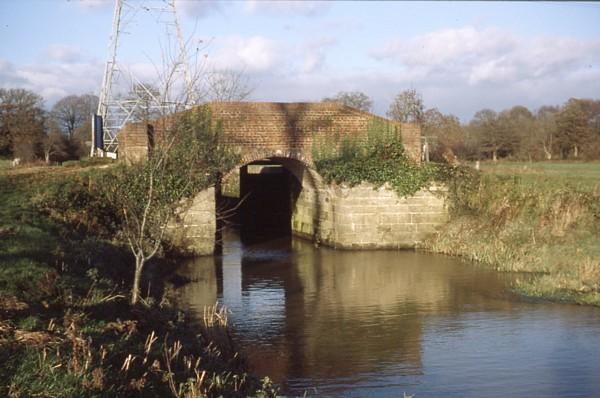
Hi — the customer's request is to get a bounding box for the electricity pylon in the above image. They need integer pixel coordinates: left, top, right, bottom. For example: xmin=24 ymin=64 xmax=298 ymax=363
xmin=93 ymin=0 xmax=193 ymax=157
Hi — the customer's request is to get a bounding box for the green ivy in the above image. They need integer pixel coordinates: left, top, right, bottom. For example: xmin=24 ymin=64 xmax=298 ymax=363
xmin=313 ymin=120 xmax=447 ymax=197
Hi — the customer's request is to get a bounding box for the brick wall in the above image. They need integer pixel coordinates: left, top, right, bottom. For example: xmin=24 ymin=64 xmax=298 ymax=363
xmin=118 ymin=101 xmax=422 ymax=163
xmin=166 ymin=188 xmax=216 ymax=256
xmin=208 ymin=102 xmax=421 ymax=163
xmin=118 ymin=122 xmax=150 ymax=164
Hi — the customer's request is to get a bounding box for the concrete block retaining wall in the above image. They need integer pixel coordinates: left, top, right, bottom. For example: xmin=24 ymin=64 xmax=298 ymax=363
xmin=166 ymin=188 xmax=216 ymax=256
xmin=291 ymin=178 xmax=448 ymax=249
xmin=171 ymin=171 xmax=447 ymax=255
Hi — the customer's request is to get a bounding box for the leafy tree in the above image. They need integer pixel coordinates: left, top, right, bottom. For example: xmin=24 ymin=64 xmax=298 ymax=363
xmin=105 ymin=106 xmax=238 ymax=304
xmin=0 ymin=88 xmax=46 ymax=161
xmin=422 ymin=108 xmax=466 ymax=161
xmin=323 ymin=91 xmax=373 ymax=112
xmin=567 ymin=98 xmax=600 ymax=159
xmin=469 ymin=109 xmax=502 ymax=161
xmin=586 ymin=100 xmax=600 ymax=158
xmin=498 ymin=105 xmax=533 ymax=160
xmin=387 ymin=89 xmax=424 ymax=123
xmin=556 ymin=98 xmax=589 ymax=158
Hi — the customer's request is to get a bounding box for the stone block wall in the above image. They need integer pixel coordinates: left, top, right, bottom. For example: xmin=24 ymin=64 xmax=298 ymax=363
xmin=291 ymin=177 xmax=448 ymax=249
xmin=326 ymin=184 xmax=447 ymax=249
xmin=173 ymin=172 xmax=448 ymax=254
xmin=166 ymin=188 xmax=216 ymax=256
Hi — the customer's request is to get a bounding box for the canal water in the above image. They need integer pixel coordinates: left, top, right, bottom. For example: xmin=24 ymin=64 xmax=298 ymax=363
xmin=174 ymin=230 xmax=600 ymax=397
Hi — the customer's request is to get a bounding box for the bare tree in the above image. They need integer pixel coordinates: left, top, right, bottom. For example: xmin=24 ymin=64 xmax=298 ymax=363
xmin=42 ymin=127 xmax=68 ymax=164
xmin=387 ymin=89 xmax=424 ymax=123
xmin=51 ymin=94 xmax=98 ymax=139
xmin=534 ymin=106 xmax=559 ymax=160
xmin=125 ymin=82 xmax=163 ymax=122
xmin=323 ymin=91 xmax=373 ymax=112
xmin=106 ymin=106 xmax=238 ymax=304
xmin=206 ymin=69 xmax=253 ymax=102
xmin=102 ymin=20 xmax=239 ymax=305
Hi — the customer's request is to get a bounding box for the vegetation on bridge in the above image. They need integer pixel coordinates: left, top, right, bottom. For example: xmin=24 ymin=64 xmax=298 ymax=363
xmin=104 ymin=106 xmax=239 ymax=305
xmin=312 ymin=121 xmax=600 ymax=306
xmin=312 ymin=119 xmax=450 ymax=197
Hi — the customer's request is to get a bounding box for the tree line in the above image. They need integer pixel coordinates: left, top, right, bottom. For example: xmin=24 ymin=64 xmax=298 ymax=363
xmin=0 ymin=88 xmax=98 ymax=163
xmin=3 ymin=86 xmax=599 ymax=164
xmin=324 ymin=90 xmax=600 ymax=162
xmin=0 ymin=69 xmax=255 ymax=164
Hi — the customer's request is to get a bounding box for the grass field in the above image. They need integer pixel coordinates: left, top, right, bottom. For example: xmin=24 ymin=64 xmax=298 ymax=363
xmin=478 ymin=161 xmax=600 ymax=189
xmin=426 ymin=160 xmax=600 ymax=306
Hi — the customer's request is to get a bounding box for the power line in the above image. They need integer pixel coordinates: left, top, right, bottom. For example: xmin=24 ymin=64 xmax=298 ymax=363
xmin=92 ymin=0 xmax=193 ymax=158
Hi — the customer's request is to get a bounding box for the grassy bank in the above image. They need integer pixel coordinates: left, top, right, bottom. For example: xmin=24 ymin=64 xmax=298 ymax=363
xmin=424 ymin=161 xmax=600 ymax=306
xmin=0 ymin=164 xmax=277 ymax=397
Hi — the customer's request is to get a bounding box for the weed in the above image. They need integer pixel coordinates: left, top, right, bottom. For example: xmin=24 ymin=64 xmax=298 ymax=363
xmin=0 ymin=167 xmax=278 ymax=397
xmin=424 ymin=162 xmax=600 ymax=305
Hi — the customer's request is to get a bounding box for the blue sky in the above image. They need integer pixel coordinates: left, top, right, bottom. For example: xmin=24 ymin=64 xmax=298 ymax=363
xmin=1 ymin=0 xmax=599 ymax=120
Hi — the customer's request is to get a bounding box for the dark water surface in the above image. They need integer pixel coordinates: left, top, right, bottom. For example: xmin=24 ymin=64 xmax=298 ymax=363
xmin=174 ymin=231 xmax=600 ymax=397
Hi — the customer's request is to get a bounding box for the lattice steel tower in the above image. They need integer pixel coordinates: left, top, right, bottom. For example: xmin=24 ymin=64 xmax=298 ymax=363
xmin=93 ymin=0 xmax=194 ymax=157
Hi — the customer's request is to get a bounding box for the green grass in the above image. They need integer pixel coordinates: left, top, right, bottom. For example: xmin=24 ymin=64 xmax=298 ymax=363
xmin=0 ymin=158 xmax=11 ymax=170
xmin=425 ymin=161 xmax=600 ymax=306
xmin=478 ymin=161 xmax=600 ymax=189
xmin=0 ymin=166 xmax=279 ymax=397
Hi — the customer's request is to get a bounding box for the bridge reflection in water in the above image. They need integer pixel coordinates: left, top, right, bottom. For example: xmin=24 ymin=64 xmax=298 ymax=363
xmin=173 ymin=230 xmax=600 ymax=397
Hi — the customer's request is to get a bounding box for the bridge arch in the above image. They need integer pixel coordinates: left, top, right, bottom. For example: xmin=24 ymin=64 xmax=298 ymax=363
xmin=120 ymin=101 xmax=450 ymax=255
xmin=219 ymin=154 xmax=329 ymax=245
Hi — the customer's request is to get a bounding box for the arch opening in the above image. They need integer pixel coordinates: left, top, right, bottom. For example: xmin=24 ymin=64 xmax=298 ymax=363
xmin=218 ymin=157 xmax=309 ymax=245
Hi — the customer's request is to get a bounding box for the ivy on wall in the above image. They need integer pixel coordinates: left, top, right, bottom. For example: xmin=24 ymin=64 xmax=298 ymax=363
xmin=312 ymin=119 xmax=443 ymax=197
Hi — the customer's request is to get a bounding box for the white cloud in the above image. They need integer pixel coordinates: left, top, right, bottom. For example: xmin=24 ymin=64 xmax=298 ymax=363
xmin=45 ymin=44 xmax=83 ymax=64
xmin=299 ymin=37 xmax=337 ymax=74
xmin=209 ymin=36 xmax=281 ymax=73
xmin=0 ymin=58 xmax=103 ymax=106
xmin=373 ymin=27 xmax=513 ymax=66
xmin=371 ymin=26 xmax=600 ymax=87
xmin=245 ymin=0 xmax=329 ymax=17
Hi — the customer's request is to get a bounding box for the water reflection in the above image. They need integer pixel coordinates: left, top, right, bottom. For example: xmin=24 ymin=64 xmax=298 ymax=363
xmin=175 ymin=230 xmax=600 ymax=397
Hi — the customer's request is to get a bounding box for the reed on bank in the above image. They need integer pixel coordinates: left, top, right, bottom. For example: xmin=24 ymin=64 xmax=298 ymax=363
xmin=424 ymin=161 xmax=600 ymax=306
xmin=0 ymin=163 xmax=278 ymax=397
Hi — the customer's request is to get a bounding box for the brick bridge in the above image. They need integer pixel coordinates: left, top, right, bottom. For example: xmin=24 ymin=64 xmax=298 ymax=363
xmin=119 ymin=102 xmax=447 ymax=255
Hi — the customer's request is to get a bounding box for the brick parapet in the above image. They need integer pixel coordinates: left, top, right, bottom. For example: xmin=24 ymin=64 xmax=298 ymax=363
xmin=118 ymin=101 xmax=421 ymax=164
